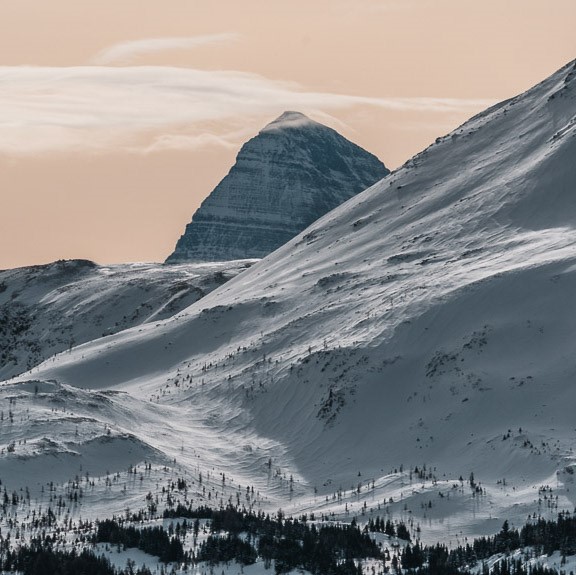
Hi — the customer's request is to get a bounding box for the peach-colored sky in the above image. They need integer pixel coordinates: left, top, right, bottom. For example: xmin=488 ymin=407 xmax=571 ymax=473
xmin=1 ymin=0 xmax=575 ymax=269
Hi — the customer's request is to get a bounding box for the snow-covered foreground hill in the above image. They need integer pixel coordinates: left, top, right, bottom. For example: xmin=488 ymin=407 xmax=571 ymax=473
xmin=0 ymin=259 xmax=254 ymax=380
xmin=3 ymin=60 xmax=576 ymax=550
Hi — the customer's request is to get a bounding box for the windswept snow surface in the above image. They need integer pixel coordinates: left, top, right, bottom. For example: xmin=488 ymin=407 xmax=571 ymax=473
xmin=4 ymin=60 xmax=576 ymax=546
xmin=0 ymin=258 xmax=254 ymax=380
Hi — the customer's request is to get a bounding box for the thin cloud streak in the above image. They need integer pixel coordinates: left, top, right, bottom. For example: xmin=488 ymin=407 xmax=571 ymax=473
xmin=0 ymin=65 xmax=496 ymax=155
xmin=140 ymin=128 xmax=255 ymax=154
xmin=91 ymin=34 xmax=240 ymax=65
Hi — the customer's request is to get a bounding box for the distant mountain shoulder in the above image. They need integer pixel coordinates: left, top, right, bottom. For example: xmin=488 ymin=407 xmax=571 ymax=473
xmin=0 ymin=258 xmax=253 ymax=380
xmin=166 ymin=111 xmax=389 ymax=263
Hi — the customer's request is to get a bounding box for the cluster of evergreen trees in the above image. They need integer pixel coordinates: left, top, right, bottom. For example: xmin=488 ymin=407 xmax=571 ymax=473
xmin=163 ymin=503 xmax=215 ymax=520
xmin=196 ymin=533 xmax=257 ymax=565
xmin=181 ymin=504 xmax=380 ymax=574
xmin=95 ymin=519 xmax=184 ymax=563
xmin=477 ymin=513 xmax=576 ymax=557
xmin=97 ymin=505 xmax=386 ymax=573
xmin=401 ymin=513 xmax=576 ymax=575
xmin=0 ymin=541 xmax=153 ymax=575
xmin=365 ymin=516 xmax=411 ymax=540
xmin=490 ymin=558 xmax=559 ymax=575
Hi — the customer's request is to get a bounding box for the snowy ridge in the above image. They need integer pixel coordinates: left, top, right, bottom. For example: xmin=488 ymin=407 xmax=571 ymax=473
xmin=0 ymin=258 xmax=254 ymax=380
xmin=3 ymin=61 xmax=576 ymax=550
xmin=166 ymin=111 xmax=389 ymax=262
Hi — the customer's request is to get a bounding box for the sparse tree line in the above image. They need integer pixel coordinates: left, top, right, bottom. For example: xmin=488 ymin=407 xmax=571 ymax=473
xmin=0 ymin=504 xmax=386 ymax=574
xmin=1 ymin=504 xmax=576 ymax=574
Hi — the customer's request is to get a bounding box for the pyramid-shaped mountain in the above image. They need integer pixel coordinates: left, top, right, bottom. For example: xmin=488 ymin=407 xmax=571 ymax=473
xmin=166 ymin=111 xmax=389 ymax=262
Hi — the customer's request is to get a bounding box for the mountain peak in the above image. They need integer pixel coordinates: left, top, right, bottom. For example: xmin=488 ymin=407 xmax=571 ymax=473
xmin=166 ymin=113 xmax=389 ymax=263
xmin=274 ymin=110 xmax=310 ymax=122
xmin=262 ymin=110 xmax=315 ymax=131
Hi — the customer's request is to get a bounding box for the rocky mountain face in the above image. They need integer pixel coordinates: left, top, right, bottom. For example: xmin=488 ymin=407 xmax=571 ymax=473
xmin=166 ymin=111 xmax=389 ymax=262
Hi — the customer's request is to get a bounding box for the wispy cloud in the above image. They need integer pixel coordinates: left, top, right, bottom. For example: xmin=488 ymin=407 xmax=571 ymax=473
xmin=0 ymin=65 xmax=496 ymax=155
xmin=91 ymin=34 xmax=240 ymax=65
xmin=140 ymin=129 xmax=254 ymax=154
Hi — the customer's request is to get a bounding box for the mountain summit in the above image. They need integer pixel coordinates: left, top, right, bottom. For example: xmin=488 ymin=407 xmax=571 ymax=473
xmin=166 ymin=112 xmax=389 ymax=262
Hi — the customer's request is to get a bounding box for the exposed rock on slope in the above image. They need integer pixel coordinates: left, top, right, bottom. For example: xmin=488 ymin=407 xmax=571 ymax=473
xmin=166 ymin=111 xmax=389 ymax=262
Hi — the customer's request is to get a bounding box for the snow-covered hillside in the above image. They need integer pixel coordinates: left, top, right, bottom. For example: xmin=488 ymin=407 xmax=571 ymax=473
xmin=4 ymin=60 xmax=576 ymax=548
xmin=0 ymin=259 xmax=253 ymax=380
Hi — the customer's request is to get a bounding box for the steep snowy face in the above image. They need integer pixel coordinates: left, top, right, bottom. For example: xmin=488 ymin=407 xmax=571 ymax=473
xmin=166 ymin=111 xmax=389 ymax=262
xmin=39 ymin=60 xmax=576 ymax=455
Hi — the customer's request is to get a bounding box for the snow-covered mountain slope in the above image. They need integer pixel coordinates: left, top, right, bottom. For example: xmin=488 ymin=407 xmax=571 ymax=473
xmin=166 ymin=111 xmax=389 ymax=262
xmin=5 ymin=60 xmax=576 ymax=542
xmin=0 ymin=259 xmax=253 ymax=380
